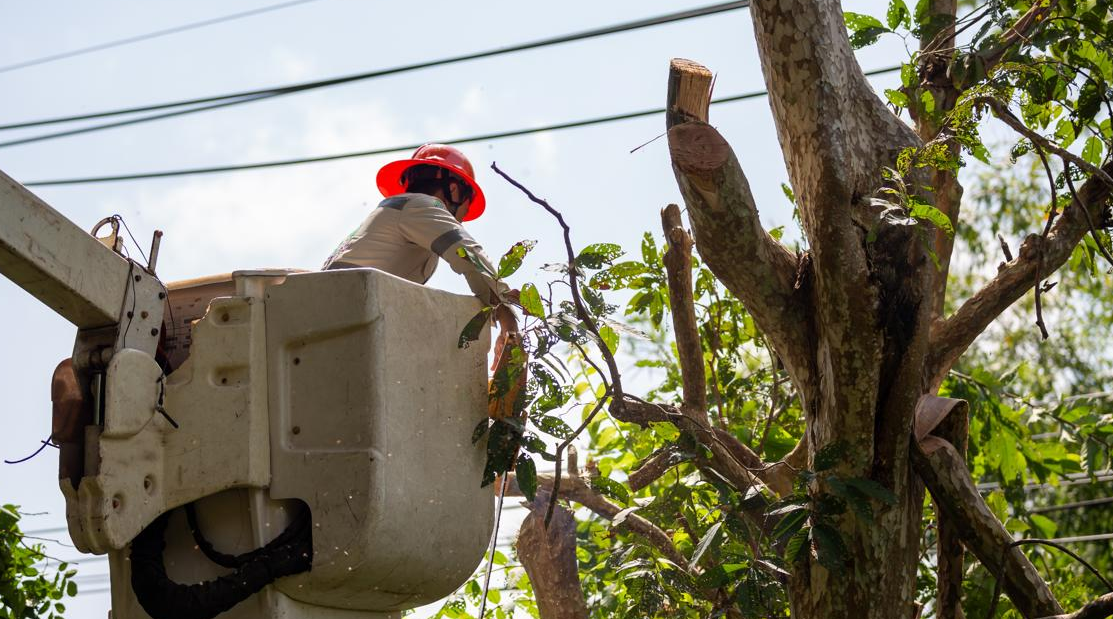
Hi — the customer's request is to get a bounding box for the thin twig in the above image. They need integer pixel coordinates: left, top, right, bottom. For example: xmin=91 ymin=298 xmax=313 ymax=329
xmin=1033 ymin=145 xmax=1059 ymax=339
xmin=1010 ymin=539 xmax=1113 ymax=593
xmin=981 ymin=97 xmax=1113 ymax=188
xmin=491 ymin=162 xmax=626 ymax=527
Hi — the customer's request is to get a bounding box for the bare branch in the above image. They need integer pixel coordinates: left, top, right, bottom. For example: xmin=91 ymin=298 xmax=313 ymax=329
xmin=927 ymin=160 xmax=1113 ymax=385
xmin=666 ymin=60 xmax=814 ymax=397
xmin=980 ymin=0 xmax=1060 ymax=73
xmin=983 ymin=98 xmax=1113 ymax=188
xmin=628 ymin=447 xmax=683 ymax=492
xmin=662 ymin=203 xmax=707 ymax=419
xmin=508 ymin=471 xmax=687 ymax=568
xmin=911 ymin=437 xmax=1062 ymax=618
xmin=611 ymin=395 xmax=794 ymax=498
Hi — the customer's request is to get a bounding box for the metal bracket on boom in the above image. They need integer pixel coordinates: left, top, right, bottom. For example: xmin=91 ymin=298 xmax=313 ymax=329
xmin=0 ymin=170 xmax=166 ymax=368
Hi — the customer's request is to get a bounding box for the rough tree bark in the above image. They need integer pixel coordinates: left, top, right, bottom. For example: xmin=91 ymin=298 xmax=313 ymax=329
xmin=669 ymin=0 xmax=931 ymax=608
xmin=516 ymin=489 xmax=590 ymax=619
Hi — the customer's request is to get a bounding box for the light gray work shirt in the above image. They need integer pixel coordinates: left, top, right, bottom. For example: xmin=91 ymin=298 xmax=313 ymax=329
xmin=323 ymin=193 xmax=508 ymax=304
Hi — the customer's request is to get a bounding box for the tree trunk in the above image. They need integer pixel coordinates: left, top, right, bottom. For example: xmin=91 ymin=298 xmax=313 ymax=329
xmin=669 ymin=0 xmax=933 ymax=615
xmin=516 ymin=491 xmax=589 ymax=619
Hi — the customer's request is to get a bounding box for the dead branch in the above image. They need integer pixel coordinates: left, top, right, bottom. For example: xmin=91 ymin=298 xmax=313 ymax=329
xmin=661 ymin=203 xmax=707 ymax=419
xmin=610 ymin=395 xmax=794 ymax=499
xmin=507 ymin=471 xmax=688 ymax=568
xmin=911 ymin=437 xmax=1062 ymax=618
xmin=628 ymin=447 xmax=683 ymax=492
xmin=517 ymin=489 xmax=590 ymax=619
xmin=665 ymin=59 xmax=815 ymax=399
xmin=927 ymin=160 xmax=1113 ymax=385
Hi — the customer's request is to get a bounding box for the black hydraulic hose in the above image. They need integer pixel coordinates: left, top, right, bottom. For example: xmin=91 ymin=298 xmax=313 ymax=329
xmin=130 ymin=506 xmax=312 ymax=619
xmin=184 ymin=501 xmax=309 ymax=569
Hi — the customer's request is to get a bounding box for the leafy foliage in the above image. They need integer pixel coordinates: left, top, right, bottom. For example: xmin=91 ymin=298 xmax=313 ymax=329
xmin=1 ymin=505 xmax=77 ymax=619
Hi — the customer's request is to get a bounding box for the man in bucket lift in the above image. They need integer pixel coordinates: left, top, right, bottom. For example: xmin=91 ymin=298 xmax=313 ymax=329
xmin=323 ymin=143 xmax=514 ymax=308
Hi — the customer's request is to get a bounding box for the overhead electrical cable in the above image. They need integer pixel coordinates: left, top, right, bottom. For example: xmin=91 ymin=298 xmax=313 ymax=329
xmin=0 ymin=1 xmax=751 ymax=137
xmin=21 ymin=66 xmax=900 ymax=187
xmin=0 ymin=0 xmax=325 ymax=75
xmin=0 ymin=95 xmax=277 ymax=149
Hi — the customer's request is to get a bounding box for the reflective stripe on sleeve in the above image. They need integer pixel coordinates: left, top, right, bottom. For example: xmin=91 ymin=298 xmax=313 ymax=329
xmin=430 ymin=229 xmax=465 ymax=256
xmin=380 ymin=196 xmax=408 ymax=210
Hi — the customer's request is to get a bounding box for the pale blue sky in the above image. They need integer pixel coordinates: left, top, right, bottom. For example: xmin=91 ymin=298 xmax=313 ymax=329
xmin=0 ymin=0 xmax=902 ymax=614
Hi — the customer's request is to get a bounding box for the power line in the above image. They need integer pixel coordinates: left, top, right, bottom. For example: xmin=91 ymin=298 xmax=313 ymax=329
xmin=0 ymin=94 xmax=277 ymax=149
xmin=0 ymin=0 xmax=324 ymax=75
xmin=1031 ymin=496 xmax=1113 ymax=514
xmin=20 ymin=65 xmax=901 ymax=187
xmin=0 ymin=1 xmax=752 ymax=138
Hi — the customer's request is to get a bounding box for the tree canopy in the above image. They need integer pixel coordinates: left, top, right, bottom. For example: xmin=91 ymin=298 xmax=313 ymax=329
xmin=437 ymin=0 xmax=1113 ymax=618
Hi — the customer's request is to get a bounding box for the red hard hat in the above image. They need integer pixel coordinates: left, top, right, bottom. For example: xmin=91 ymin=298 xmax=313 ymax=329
xmin=376 ymin=144 xmax=486 ymax=221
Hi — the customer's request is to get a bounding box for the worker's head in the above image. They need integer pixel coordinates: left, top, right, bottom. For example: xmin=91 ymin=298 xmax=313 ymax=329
xmin=376 ymin=144 xmax=486 ymax=222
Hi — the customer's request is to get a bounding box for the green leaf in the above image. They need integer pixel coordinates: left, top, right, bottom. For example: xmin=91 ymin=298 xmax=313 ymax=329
xmin=781 ymin=183 xmax=796 ymax=205
xmin=599 ymin=324 xmax=619 ymax=354
xmin=885 ymin=89 xmax=910 ymax=108
xmin=590 ymin=475 xmax=631 ymax=505
xmin=1054 ymin=118 xmax=1078 ymax=148
xmin=1029 ymin=513 xmax=1058 ymax=538
xmin=688 ymin=521 xmax=725 ymax=567
xmin=920 ymin=90 xmax=935 ymax=113
xmin=533 ymin=414 xmax=573 ymax=439
xmin=1078 ymin=80 xmax=1103 ymax=123
xmin=575 ymin=243 xmax=624 ymax=269
xmin=844 ymin=477 xmax=898 ymax=506
xmin=456 ymin=246 xmax=496 ymax=278
xmin=814 ymin=441 xmax=849 ymax=472
xmin=519 ymin=282 xmax=544 ymax=317
xmin=785 ymin=526 xmax=812 ymax=563
xmin=649 ymin=421 xmax=680 ymax=442
xmin=770 ymin=507 xmax=809 ymax=541
xmin=497 ymin=239 xmax=536 ymax=279
xmin=1082 ymin=136 xmax=1104 ymax=168
xmin=811 ymin=523 xmax=848 ymax=572
xmin=886 ymin=0 xmax=910 ymax=29
xmin=457 ymin=307 xmax=491 ymax=348
xmin=844 ymin=12 xmax=889 ymax=49
xmin=482 ymin=419 xmax=523 ymax=487
xmin=640 ymin=232 xmax=659 ymax=265
xmin=901 ymin=63 xmax=916 ymax=88
xmin=909 ymin=200 xmax=955 ymax=237
xmin=516 ymin=454 xmax=537 ymax=501
xmin=589 ymin=261 xmax=652 ymax=290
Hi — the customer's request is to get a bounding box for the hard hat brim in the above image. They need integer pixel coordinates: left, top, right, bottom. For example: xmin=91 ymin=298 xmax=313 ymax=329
xmin=376 ymin=158 xmax=486 ymax=222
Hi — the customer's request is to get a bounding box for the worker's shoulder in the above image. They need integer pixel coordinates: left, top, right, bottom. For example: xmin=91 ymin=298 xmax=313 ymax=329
xmin=382 ymin=193 xmax=448 ymax=212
